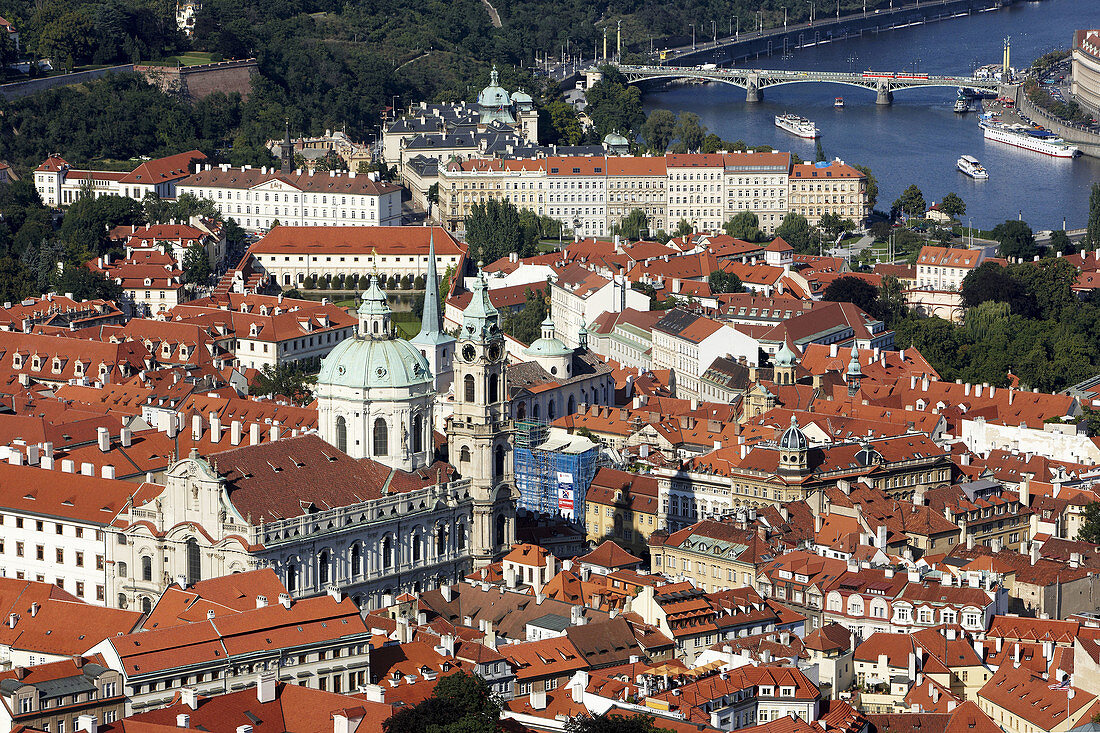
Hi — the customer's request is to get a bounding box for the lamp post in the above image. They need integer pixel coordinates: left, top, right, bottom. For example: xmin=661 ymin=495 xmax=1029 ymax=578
xmin=810 ymin=1 xmax=815 ymax=25
xmin=711 ymin=20 xmax=716 ymax=45
xmin=782 ymin=6 xmax=787 ymax=30
xmin=690 ymin=23 xmax=696 ymax=50
xmin=757 ymin=10 xmax=762 ymax=33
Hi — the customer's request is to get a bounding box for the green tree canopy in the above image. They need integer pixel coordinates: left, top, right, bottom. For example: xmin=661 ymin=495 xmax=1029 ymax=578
xmin=1087 ymin=182 xmax=1100 ymax=249
xmin=723 ymin=211 xmax=762 ymax=242
xmin=544 ymin=99 xmax=583 ymax=146
xmin=585 ymin=67 xmax=644 ymax=140
xmin=639 ymin=109 xmax=676 ymax=153
xmin=892 ymin=184 xmax=926 ymax=218
xmin=502 ymin=286 xmax=548 ymax=344
xmin=566 ymin=713 xmax=675 ymax=733
xmin=182 ymin=242 xmax=212 ymax=285
xmin=383 ymin=671 xmax=502 ymax=733
xmin=671 ymin=112 xmax=706 ymax=153
xmin=992 ymin=220 xmax=1037 ymax=261
xmin=1050 ymin=230 xmax=1073 ymax=255
xmin=1078 ymin=502 xmax=1100 ymax=544
xmin=938 ymin=192 xmax=966 ymax=218
xmin=612 ymin=209 xmax=649 ymax=241
xmin=253 ymin=363 xmax=314 ymax=404
xmin=775 ymin=212 xmax=815 ymax=254
xmin=960 ymin=262 xmax=1036 ymax=316
xmin=708 ymin=269 xmax=742 ymax=294
xmin=822 ymin=275 xmax=879 ymax=315
xmin=464 ymin=199 xmax=538 ymax=264
xmin=853 ymin=164 xmax=879 ymax=210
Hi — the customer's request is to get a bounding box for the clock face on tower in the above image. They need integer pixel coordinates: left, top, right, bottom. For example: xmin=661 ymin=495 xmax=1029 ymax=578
xmin=487 ymin=343 xmax=502 ymax=362
xmin=462 ymin=344 xmax=478 ymax=363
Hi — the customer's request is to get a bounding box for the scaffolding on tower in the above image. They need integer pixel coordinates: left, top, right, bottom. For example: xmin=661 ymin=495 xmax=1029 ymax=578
xmin=513 ymin=418 xmax=600 ymax=520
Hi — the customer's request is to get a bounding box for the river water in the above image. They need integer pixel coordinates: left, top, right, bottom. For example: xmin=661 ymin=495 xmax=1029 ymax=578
xmin=640 ymin=0 xmax=1100 ymax=230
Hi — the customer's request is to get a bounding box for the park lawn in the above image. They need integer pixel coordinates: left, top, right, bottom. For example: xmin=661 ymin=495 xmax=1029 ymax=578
xmin=143 ymin=52 xmax=220 ymax=67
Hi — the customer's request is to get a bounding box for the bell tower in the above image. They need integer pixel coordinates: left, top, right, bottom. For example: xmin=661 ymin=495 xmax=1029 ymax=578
xmin=448 ymin=268 xmax=515 ymax=568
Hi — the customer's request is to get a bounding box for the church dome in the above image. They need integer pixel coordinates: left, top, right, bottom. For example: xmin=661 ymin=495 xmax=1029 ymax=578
xmin=603 ymin=131 xmax=629 ymax=147
xmin=318 ymin=275 xmax=431 ymax=392
xmin=778 ymin=415 xmax=808 ymax=451
xmin=477 ymin=67 xmax=512 ymax=110
xmin=523 ymin=317 xmax=572 ymax=358
xmin=512 ymin=89 xmax=534 ymax=107
xmin=775 ymin=342 xmax=799 ymax=367
xmin=318 ymin=336 xmax=432 ymax=392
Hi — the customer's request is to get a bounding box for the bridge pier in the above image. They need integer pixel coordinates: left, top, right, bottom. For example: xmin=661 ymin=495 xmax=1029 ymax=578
xmin=746 ymin=74 xmax=762 ymax=103
xmin=875 ymin=81 xmax=893 ymax=106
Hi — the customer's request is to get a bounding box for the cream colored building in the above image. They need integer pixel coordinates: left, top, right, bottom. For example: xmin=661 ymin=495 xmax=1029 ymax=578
xmin=788 ymin=161 xmax=870 ymax=226
xmin=1072 ymin=30 xmax=1100 ymax=113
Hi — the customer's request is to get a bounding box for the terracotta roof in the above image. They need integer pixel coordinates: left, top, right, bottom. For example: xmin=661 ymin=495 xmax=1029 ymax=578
xmin=142 ymin=569 xmax=290 ymax=630
xmin=917 ymin=246 xmax=982 ymax=268
xmin=119 ymin=151 xmax=206 ymax=184
xmin=578 ymin=540 xmax=643 ymax=570
xmin=249 ymin=226 xmax=462 ymax=256
xmin=0 ymin=578 xmax=140 ymax=657
xmin=977 ymin=665 xmax=1094 ymax=730
xmin=181 ymin=167 xmax=399 ymax=195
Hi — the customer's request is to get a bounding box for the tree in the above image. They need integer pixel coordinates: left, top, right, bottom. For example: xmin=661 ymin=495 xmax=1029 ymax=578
xmin=584 ymin=66 xmax=644 ymax=139
xmin=892 ymin=184 xmax=926 ymax=219
xmin=427 ymin=183 xmax=439 ymax=205
xmin=818 ymin=212 xmax=854 ymax=239
xmin=775 ymin=213 xmax=814 ymax=254
xmin=992 ymin=220 xmax=1037 ymax=261
xmin=612 ymin=209 xmax=648 ymax=241
xmin=1051 ymin=230 xmax=1074 ymax=255
xmin=814 ymin=139 xmax=826 ymax=163
xmin=639 ymin=109 xmax=676 ymax=153
xmin=822 ymin=276 xmax=879 ymax=315
xmin=1088 ymin=182 xmax=1100 ymax=249
xmin=960 ymin=262 xmax=1035 ymax=316
xmin=853 ymin=164 xmax=879 ymax=210
xmin=723 ymin=211 xmax=761 ymax=241
xmin=182 ymin=242 xmax=212 ymax=285
xmin=708 ymin=269 xmax=742 ymax=294
xmin=939 ymin=192 xmax=966 ymax=219
xmin=544 ymin=99 xmax=583 ymax=145
xmin=252 ymin=363 xmax=313 ymax=404
xmin=54 ymin=266 xmax=122 ymax=302
xmin=502 ymin=286 xmax=547 ymax=344
xmin=671 ymin=112 xmax=706 ymax=153
xmin=465 ymin=199 xmax=538 ymax=264
xmin=383 ymin=671 xmax=502 ymax=733
xmin=566 ymin=713 xmax=675 ymax=733
xmin=1079 ymin=502 xmax=1100 ymax=544
xmin=674 ymin=219 xmax=693 ymax=238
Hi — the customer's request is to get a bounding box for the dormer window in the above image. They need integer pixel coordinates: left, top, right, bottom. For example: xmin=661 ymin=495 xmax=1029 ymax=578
xmin=74 ymin=361 xmax=84 ymax=377
xmin=260 ymin=306 xmax=269 ymax=316
xmin=12 ymin=354 xmax=21 ymax=369
xmin=144 ymin=278 xmax=152 ymax=287
xmin=98 ymin=363 xmax=109 ymax=376
xmin=249 ymin=323 xmax=259 ymax=337
xmin=51 ymin=357 xmax=62 ymax=374
xmin=31 ymin=356 xmax=41 ymax=370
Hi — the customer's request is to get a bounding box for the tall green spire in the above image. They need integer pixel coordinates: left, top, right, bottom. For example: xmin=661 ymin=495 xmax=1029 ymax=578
xmin=411 ymin=228 xmax=451 ymax=347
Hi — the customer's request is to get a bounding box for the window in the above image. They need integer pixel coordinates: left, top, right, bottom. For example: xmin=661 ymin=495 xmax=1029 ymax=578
xmin=460 ymin=446 xmax=471 ymax=462
xmin=118 ymin=561 xmax=127 ymax=578
xmin=56 ymin=548 xmax=64 ymax=563
xmin=319 ymin=550 xmax=330 ymax=584
xmin=75 ymin=552 xmax=84 ymax=567
xmin=186 ymin=538 xmax=201 ymax=585
xmin=373 ymin=418 xmax=388 ymax=456
xmin=412 ymin=414 xmax=423 ymax=454
xmin=464 ymin=374 xmax=475 ymax=402
xmin=36 ymin=545 xmax=44 ymax=561
xmin=335 ymin=416 xmax=347 ymax=453
xmin=489 ymin=374 xmax=499 ymax=403
xmin=351 ymin=544 xmax=361 ymax=576
xmin=141 ymin=555 xmax=152 ymax=581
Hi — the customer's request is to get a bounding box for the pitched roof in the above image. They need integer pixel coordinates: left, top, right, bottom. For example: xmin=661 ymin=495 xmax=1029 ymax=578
xmin=249 ymin=226 xmax=463 ymax=256
xmin=578 ymin=541 xmax=643 ymax=570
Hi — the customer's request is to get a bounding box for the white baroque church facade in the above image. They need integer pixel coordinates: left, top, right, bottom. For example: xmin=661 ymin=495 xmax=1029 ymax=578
xmin=105 ymin=263 xmax=515 ymax=611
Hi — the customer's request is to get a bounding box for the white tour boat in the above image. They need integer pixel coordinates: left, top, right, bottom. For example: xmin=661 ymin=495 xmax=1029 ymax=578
xmin=774 ymin=113 xmax=820 ymax=139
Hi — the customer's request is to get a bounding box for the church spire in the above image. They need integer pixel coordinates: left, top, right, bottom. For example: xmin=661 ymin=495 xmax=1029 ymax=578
xmin=281 ymin=118 xmax=292 ymax=173
xmin=416 ymin=228 xmax=444 ymax=341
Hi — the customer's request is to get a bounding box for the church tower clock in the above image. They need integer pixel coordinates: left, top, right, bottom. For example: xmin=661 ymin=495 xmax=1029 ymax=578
xmin=448 ymin=268 xmax=516 ymax=568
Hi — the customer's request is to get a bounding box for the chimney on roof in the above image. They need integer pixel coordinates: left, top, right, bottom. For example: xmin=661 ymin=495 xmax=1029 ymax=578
xmin=231 ymin=420 xmax=242 ymax=446
xmin=120 ymin=427 xmax=132 ymax=448
xmin=440 ymin=584 xmax=453 ymax=603
xmin=102 ymin=465 xmax=116 ymax=480
xmin=176 ymin=715 xmax=190 ymax=729
xmin=180 ymin=688 xmax=199 ymax=710
xmin=256 ymin=595 xmax=268 ymax=609
xmin=77 ymin=716 xmax=98 ymax=733
xmin=192 ymin=413 xmax=203 ymax=441
xmin=61 ymin=459 xmax=75 ymax=473
xmin=81 ymin=462 xmax=94 ymax=476
xmin=278 ymin=593 xmax=292 ymax=609
xmin=29 ymin=602 xmax=38 ymax=618
xmin=207 ymin=609 xmax=216 ymax=620
xmin=210 ymin=413 xmax=221 ymax=443
xmin=250 ymin=422 xmax=261 ymax=446
xmin=98 ymin=426 xmax=110 ymax=452
xmin=257 ymin=671 xmax=277 ymax=704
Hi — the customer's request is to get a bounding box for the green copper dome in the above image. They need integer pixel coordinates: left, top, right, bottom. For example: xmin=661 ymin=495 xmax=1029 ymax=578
xmin=318 ymin=336 xmax=432 ymax=391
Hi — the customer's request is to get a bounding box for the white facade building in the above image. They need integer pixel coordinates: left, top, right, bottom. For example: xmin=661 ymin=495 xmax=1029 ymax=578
xmin=178 ymin=165 xmax=402 ymax=232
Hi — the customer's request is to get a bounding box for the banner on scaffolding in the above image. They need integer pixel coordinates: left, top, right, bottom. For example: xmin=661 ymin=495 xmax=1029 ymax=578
xmin=557 ymin=472 xmax=574 ymax=515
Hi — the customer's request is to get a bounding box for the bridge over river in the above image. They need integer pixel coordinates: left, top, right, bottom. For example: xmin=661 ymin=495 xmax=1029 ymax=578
xmin=585 ymin=65 xmax=1003 ymax=105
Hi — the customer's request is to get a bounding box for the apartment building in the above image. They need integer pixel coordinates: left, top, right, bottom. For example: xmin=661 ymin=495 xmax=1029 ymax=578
xmin=914 ymin=245 xmax=984 ymax=291
xmin=606 ymin=157 xmax=668 ymax=234
xmin=177 ymin=164 xmax=401 ymax=232
xmin=437 ymin=152 xmax=868 ymax=238
xmin=33 ymin=151 xmax=206 ymax=207
xmin=788 ymin=161 xmax=870 ymax=226
xmin=724 ymin=152 xmax=792 ymax=234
